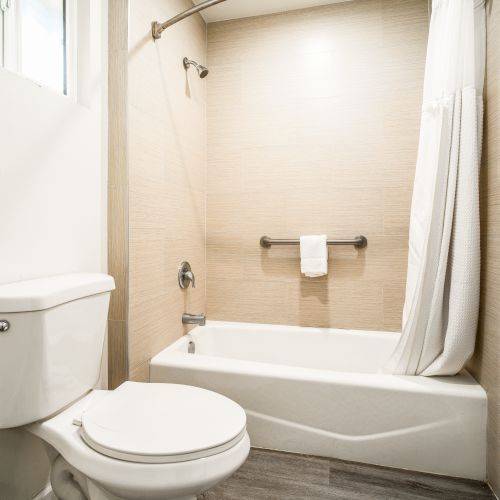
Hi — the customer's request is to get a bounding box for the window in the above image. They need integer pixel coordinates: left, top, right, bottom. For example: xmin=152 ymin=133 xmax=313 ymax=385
xmin=1 ymin=0 xmax=68 ymax=94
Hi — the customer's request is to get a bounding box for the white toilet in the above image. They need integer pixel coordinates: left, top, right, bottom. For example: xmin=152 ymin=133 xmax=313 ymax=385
xmin=0 ymin=273 xmax=250 ymax=500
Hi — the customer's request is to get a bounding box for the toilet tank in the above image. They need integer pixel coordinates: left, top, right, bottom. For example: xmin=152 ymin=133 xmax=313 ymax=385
xmin=0 ymin=273 xmax=115 ymax=428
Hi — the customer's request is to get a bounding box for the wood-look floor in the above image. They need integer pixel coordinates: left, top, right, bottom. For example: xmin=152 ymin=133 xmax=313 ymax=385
xmin=200 ymin=448 xmax=494 ymax=500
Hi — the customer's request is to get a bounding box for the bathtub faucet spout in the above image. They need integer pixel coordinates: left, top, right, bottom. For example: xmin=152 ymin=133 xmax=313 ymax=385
xmin=182 ymin=313 xmax=206 ymax=326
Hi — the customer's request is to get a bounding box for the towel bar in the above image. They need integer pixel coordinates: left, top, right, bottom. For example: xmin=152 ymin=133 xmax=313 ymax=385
xmin=260 ymin=235 xmax=367 ymax=249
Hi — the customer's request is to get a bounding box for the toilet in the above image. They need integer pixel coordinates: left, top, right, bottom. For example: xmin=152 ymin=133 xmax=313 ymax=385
xmin=0 ymin=273 xmax=250 ymax=500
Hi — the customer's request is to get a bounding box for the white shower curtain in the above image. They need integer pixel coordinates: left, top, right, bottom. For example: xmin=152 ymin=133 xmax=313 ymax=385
xmin=386 ymin=0 xmax=486 ymax=376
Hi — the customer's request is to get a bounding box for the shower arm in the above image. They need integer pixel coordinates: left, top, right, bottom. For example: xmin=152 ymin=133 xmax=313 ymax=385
xmin=152 ymin=0 xmax=228 ymax=40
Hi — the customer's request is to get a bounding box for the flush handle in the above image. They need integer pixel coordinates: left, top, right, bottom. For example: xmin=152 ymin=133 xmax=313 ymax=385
xmin=0 ymin=320 xmax=10 ymax=333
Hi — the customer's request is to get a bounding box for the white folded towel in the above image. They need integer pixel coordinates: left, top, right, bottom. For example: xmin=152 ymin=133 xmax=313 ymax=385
xmin=300 ymin=235 xmax=328 ymax=277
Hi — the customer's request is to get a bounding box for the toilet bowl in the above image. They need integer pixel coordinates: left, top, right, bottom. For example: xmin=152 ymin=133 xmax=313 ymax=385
xmin=0 ymin=273 xmax=250 ymax=499
xmin=29 ymin=383 xmax=250 ymax=500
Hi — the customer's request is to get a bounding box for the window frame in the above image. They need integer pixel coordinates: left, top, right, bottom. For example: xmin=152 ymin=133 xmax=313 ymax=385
xmin=0 ymin=1 xmax=5 ymax=67
xmin=0 ymin=0 xmax=75 ymax=96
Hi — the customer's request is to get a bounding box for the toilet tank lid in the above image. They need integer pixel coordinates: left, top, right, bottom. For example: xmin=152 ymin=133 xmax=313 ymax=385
xmin=0 ymin=273 xmax=115 ymax=313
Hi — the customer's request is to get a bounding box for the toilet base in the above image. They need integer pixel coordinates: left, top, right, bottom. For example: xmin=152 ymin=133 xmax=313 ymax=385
xmin=51 ymin=455 xmax=198 ymax=500
xmin=50 ymin=454 xmax=116 ymax=500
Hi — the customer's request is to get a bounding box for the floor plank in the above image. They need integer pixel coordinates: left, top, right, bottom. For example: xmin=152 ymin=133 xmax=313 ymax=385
xmin=200 ymin=448 xmax=494 ymax=500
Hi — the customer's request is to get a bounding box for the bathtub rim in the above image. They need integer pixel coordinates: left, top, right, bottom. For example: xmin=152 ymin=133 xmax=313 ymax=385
xmin=151 ymin=321 xmax=486 ymax=402
xmin=192 ymin=319 xmax=402 ymax=341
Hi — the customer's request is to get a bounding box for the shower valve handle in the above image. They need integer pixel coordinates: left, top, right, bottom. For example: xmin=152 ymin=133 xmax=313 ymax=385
xmin=178 ymin=262 xmax=196 ymax=289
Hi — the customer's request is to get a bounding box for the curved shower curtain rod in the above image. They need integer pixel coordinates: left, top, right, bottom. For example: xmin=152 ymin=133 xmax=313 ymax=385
xmin=153 ymin=0 xmax=441 ymax=40
xmin=152 ymin=0 xmax=228 ymax=40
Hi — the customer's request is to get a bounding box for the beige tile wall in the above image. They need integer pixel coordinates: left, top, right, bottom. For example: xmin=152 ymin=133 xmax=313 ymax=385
xmin=127 ymin=0 xmax=207 ymax=381
xmin=108 ymin=0 xmax=129 ymax=389
xmin=206 ymin=0 xmax=428 ymax=331
xmin=469 ymin=0 xmax=500 ymax=495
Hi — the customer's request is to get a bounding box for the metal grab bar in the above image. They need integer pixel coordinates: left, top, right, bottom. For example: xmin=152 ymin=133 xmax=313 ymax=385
xmin=260 ymin=235 xmax=368 ymax=249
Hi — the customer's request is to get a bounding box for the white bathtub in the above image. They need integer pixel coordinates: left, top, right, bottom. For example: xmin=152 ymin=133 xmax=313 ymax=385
xmin=150 ymin=321 xmax=487 ymax=480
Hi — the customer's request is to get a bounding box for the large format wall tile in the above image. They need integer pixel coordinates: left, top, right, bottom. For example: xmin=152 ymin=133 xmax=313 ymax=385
xmin=127 ymin=0 xmax=207 ymax=381
xmin=206 ymin=0 xmax=428 ymax=332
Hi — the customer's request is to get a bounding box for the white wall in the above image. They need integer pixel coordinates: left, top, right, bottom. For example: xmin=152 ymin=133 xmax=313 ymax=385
xmin=0 ymin=1 xmax=108 ymax=498
xmin=0 ymin=3 xmax=108 ymax=285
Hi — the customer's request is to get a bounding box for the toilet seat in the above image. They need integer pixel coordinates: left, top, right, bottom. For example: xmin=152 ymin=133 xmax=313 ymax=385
xmin=80 ymin=382 xmax=247 ymax=464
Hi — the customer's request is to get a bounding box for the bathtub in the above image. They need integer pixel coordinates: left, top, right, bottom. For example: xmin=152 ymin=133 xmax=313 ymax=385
xmin=150 ymin=321 xmax=487 ymax=480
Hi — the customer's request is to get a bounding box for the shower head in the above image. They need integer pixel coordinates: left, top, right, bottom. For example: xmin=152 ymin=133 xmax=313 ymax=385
xmin=183 ymin=57 xmax=209 ymax=78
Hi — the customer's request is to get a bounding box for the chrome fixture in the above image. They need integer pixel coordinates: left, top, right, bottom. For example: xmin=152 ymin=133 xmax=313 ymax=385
xmin=186 ymin=333 xmax=196 ymax=353
xmin=178 ymin=261 xmax=196 ymax=289
xmin=183 ymin=57 xmax=209 ymax=78
xmin=152 ymin=0 xmax=228 ymax=40
xmin=0 ymin=320 xmax=10 ymax=333
xmin=260 ymin=235 xmax=368 ymax=249
xmin=182 ymin=313 xmax=206 ymax=326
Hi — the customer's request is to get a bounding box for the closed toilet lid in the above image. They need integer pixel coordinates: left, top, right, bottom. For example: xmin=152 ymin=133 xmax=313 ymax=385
xmin=80 ymin=382 xmax=246 ymax=464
